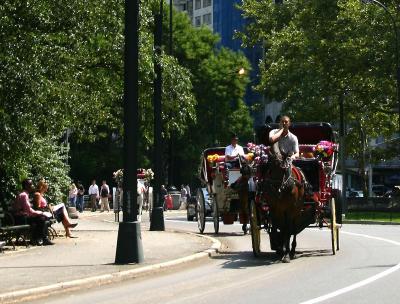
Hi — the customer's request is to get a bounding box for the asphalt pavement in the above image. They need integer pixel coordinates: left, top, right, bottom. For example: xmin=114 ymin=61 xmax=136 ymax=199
xmin=0 ymin=210 xmax=218 ymax=303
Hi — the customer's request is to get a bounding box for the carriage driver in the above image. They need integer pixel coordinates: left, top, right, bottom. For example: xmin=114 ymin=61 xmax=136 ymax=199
xmin=269 ymin=115 xmax=299 ymax=159
xmin=225 ymin=133 xmax=245 ymax=168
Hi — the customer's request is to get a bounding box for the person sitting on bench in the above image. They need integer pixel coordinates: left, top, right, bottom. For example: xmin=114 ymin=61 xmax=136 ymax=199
xmin=12 ymin=179 xmax=54 ymax=246
xmin=33 ymin=179 xmax=78 ymax=238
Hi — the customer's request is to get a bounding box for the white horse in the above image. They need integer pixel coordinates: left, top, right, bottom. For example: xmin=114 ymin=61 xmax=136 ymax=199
xmin=137 ymin=179 xmax=146 ymax=221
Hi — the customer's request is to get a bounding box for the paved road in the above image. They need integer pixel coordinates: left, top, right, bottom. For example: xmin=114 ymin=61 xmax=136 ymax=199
xmin=30 ymin=213 xmax=400 ymax=304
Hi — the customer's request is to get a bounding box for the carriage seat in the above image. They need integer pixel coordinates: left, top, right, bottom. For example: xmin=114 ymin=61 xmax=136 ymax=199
xmin=293 ymin=158 xmax=320 ymax=192
xmin=298 ymin=144 xmax=316 ymax=159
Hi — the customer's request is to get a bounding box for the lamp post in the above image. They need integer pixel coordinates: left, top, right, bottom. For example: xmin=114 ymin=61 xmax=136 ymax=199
xmin=361 ymin=0 xmax=400 ymax=155
xmin=115 ymin=0 xmax=144 ymax=264
xmin=150 ymin=0 xmax=165 ymax=231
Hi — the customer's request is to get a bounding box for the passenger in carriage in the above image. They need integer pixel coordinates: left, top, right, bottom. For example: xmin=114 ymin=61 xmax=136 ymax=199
xmin=224 ymin=133 xmax=245 ymax=169
xmin=269 ymin=115 xmax=299 ymax=159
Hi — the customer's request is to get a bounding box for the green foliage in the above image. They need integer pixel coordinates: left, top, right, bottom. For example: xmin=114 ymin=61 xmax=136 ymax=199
xmin=1 ymin=0 xmax=254 ymax=197
xmin=240 ymin=0 xmax=399 ymax=162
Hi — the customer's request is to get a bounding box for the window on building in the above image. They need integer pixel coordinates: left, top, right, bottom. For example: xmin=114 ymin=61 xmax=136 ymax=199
xmin=203 ymin=0 xmax=212 ymax=7
xmin=203 ymin=13 xmax=212 ymax=25
xmin=195 ymin=16 xmax=201 ymax=27
xmin=195 ymin=0 xmax=201 ymax=10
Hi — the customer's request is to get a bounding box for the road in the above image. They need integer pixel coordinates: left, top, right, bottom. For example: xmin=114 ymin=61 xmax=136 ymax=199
xmin=31 ymin=213 xmax=400 ymax=304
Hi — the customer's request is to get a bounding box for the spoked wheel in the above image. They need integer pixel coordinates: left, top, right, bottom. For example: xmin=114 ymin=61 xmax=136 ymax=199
xmin=249 ymin=199 xmax=261 ymax=257
xmin=330 ymin=197 xmax=339 ymax=255
xmin=213 ymin=198 xmax=219 ymax=234
xmin=197 ymin=188 xmax=206 ymax=234
xmin=47 ymin=226 xmax=58 ymax=240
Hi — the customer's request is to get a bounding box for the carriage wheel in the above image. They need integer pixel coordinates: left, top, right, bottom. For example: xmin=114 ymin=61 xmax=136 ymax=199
xmin=47 ymin=226 xmax=57 ymax=240
xmin=196 ymin=188 xmax=206 ymax=234
xmin=213 ymin=199 xmax=219 ymax=234
xmin=330 ymin=197 xmax=339 ymax=255
xmin=249 ymin=199 xmax=261 ymax=257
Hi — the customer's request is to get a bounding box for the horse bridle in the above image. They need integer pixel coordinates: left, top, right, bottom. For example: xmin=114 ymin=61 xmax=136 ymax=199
xmin=266 ymin=155 xmax=295 ymax=194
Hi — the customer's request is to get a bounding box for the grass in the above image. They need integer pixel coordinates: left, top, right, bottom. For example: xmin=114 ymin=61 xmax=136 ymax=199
xmin=345 ymin=211 xmax=400 ymax=223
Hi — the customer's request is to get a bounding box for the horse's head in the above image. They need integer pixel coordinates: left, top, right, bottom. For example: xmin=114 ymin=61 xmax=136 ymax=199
xmin=267 ymin=151 xmax=291 ymax=175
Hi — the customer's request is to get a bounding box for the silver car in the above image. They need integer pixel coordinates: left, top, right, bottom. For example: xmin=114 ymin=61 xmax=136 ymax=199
xmin=187 ymin=188 xmax=212 ymax=221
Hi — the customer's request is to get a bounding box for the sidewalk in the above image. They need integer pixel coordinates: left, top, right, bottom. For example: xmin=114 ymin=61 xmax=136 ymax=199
xmin=0 ymin=211 xmax=218 ymax=302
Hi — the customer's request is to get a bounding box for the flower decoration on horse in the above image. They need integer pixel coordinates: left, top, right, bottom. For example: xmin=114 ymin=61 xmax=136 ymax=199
xmin=247 ymin=143 xmax=268 ymax=165
xmin=313 ymin=141 xmax=335 ymax=161
xmin=113 ymin=169 xmax=124 ymax=187
xmin=144 ymin=169 xmax=154 ymax=182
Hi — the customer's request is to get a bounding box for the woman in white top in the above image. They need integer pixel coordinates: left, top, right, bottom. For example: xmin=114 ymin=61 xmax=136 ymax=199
xmin=69 ymin=183 xmax=78 ymax=207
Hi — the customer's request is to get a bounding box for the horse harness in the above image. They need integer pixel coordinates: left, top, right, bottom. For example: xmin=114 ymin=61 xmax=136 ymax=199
xmin=264 ymin=157 xmax=308 ymax=198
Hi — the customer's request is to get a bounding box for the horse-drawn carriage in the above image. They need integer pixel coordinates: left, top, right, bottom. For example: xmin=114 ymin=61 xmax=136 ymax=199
xmin=249 ymin=122 xmax=342 ymax=261
xmin=197 ymin=147 xmax=254 ymax=234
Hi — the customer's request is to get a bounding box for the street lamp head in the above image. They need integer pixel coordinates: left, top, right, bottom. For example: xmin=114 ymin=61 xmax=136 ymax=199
xmin=238 ymin=67 xmax=245 ymax=75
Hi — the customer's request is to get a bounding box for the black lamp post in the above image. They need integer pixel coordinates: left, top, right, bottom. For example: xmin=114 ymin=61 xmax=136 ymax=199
xmin=115 ymin=0 xmax=144 ymax=264
xmin=361 ymin=0 xmax=400 ymax=153
xmin=150 ymin=0 xmax=165 ymax=231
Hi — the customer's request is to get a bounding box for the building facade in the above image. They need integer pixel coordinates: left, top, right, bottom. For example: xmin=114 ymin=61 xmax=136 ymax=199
xmin=173 ymin=0 xmax=193 ymax=20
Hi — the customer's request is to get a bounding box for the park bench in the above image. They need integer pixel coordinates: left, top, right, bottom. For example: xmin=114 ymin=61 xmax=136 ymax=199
xmin=0 ymin=206 xmax=30 ymax=250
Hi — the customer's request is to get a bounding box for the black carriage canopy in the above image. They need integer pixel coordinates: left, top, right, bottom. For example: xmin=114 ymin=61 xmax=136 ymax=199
xmin=256 ymin=122 xmax=336 ymax=145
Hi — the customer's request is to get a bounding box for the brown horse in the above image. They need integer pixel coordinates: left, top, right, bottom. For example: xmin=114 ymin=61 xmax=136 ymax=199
xmin=263 ymin=147 xmax=312 ymax=263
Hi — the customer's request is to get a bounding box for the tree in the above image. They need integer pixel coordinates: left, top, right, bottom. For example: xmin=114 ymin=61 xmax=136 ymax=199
xmin=240 ymin=0 xmax=399 ymax=194
xmin=162 ymin=9 xmax=253 ymax=185
xmin=0 ymin=0 xmax=196 ymax=199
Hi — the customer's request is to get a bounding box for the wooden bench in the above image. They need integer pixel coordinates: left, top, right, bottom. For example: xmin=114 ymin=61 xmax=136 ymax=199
xmin=0 ymin=206 xmax=31 ymax=249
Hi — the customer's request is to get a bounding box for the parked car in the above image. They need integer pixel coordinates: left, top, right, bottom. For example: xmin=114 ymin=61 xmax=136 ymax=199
xmin=187 ymin=188 xmax=212 ymax=221
xmin=346 ymin=189 xmax=364 ymax=198
xmin=372 ymin=185 xmax=386 ymax=197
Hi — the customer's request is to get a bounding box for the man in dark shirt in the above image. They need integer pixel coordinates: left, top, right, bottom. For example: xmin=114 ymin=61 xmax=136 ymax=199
xmin=76 ymin=182 xmax=85 ymax=213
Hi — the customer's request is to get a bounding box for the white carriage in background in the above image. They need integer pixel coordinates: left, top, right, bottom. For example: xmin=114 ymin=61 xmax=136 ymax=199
xmin=112 ymin=168 xmax=153 ymax=222
xmin=197 ymin=147 xmax=255 ymax=234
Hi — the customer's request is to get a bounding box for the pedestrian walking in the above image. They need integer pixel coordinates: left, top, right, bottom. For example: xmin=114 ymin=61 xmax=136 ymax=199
xmin=88 ymin=180 xmax=99 ymax=212
xmin=100 ymin=180 xmax=110 ymax=212
xmin=76 ymin=182 xmax=85 ymax=212
xmin=180 ymin=185 xmax=187 ymax=210
xmin=185 ymin=184 xmax=191 ymax=198
xmin=69 ymin=182 xmax=77 ymax=207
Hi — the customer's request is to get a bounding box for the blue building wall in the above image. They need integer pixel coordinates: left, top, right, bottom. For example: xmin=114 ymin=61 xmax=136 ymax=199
xmin=213 ymin=0 xmax=263 ymax=124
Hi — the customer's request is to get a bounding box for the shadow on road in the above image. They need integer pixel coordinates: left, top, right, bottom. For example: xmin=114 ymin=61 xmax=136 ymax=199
xmin=292 ymin=249 xmax=332 ymax=258
xmin=204 ymin=232 xmax=247 ymax=238
xmin=211 ymin=250 xmax=279 ymax=269
xmin=212 ymin=248 xmax=336 ymax=270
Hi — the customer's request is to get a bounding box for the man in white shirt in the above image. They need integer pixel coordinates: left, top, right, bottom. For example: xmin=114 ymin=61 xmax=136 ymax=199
xmin=225 ymin=134 xmax=245 ymax=168
xmin=88 ymin=180 xmax=99 ymax=212
xmin=269 ymin=115 xmax=299 ymax=159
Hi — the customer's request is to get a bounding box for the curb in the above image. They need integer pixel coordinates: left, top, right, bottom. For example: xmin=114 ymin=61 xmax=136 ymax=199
xmin=342 ymin=220 xmax=400 ymax=225
xmin=0 ymin=231 xmax=221 ymax=304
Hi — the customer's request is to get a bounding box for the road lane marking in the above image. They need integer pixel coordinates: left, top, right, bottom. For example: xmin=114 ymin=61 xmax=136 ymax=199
xmin=299 ymin=230 xmax=400 ymax=304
